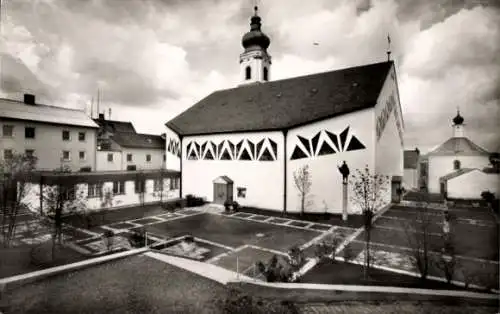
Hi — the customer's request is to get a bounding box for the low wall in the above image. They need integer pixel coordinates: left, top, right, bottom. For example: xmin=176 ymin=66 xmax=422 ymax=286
xmin=227 ymin=280 xmax=499 ymax=307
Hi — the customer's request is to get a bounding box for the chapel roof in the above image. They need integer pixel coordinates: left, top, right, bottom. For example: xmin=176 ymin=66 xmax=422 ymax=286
xmin=166 ymin=61 xmax=393 ymax=135
xmin=427 ymin=137 xmax=490 ymax=157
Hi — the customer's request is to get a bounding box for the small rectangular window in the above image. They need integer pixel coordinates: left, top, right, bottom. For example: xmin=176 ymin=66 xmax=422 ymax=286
xmin=25 ymin=149 xmax=35 ymax=158
xmin=62 ymin=151 xmax=71 ymax=161
xmin=146 ymin=154 xmax=151 ymax=162
xmin=163 ymin=154 xmax=166 ymax=161
xmin=107 ymin=153 xmax=113 ymax=162
xmin=135 ymin=180 xmax=145 ymax=193
xmin=88 ymin=183 xmax=103 ymax=198
xmin=25 ymin=127 xmax=35 ymax=139
xmin=127 ymin=154 xmax=133 ymax=162
xmin=237 ymin=187 xmax=247 ymax=198
xmin=62 ymin=130 xmax=70 ymax=141
xmin=79 ymin=151 xmax=86 ymax=160
xmin=113 ymin=181 xmax=125 ymax=195
xmin=2 ymin=125 xmax=13 ymax=137
xmin=78 ymin=132 xmax=86 ymax=141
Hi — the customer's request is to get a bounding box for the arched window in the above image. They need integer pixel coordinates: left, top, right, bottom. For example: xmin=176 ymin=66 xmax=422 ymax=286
xmin=263 ymin=67 xmax=268 ymax=81
xmin=453 ymin=159 xmax=461 ymax=170
xmin=245 ymin=66 xmax=251 ymax=80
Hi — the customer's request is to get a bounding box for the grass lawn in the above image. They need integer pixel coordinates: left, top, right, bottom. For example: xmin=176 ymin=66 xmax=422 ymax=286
xmin=386 ymin=206 xmax=495 ymax=223
xmin=2 ymin=254 xmax=231 ymax=314
xmin=341 ymin=241 xmax=499 ymax=290
xmin=62 ymin=204 xmax=169 ymax=231
xmin=0 ymin=242 xmax=89 ymax=279
xmin=136 ymin=213 xmax=321 ymax=252
xmin=240 ymin=207 xmax=365 ymax=228
xmin=300 ymin=258 xmax=476 ymax=291
xmin=213 ymin=246 xmax=277 ymax=277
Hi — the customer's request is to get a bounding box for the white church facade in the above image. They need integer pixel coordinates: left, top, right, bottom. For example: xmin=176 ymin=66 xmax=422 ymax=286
xmin=427 ymin=111 xmax=498 ymax=199
xmin=164 ymin=7 xmax=404 ymax=214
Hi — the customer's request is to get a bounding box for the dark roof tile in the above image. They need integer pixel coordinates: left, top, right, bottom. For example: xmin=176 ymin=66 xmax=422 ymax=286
xmin=166 ymin=61 xmax=393 ymax=135
xmin=111 ymin=132 xmax=165 ymax=149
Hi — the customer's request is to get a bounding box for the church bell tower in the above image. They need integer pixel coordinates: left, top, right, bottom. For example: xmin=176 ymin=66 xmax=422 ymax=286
xmin=239 ymin=6 xmax=272 ymax=85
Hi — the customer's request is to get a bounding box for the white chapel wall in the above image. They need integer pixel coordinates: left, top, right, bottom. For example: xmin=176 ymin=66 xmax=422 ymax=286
xmin=165 ymin=126 xmax=181 ymax=171
xmin=182 ymin=131 xmax=284 ymax=210
xmin=447 ymin=170 xmax=500 ymax=199
xmin=286 ymin=108 xmax=376 ymax=214
xmin=428 ymin=155 xmax=490 ymax=193
xmin=374 ymin=64 xmax=404 ymax=207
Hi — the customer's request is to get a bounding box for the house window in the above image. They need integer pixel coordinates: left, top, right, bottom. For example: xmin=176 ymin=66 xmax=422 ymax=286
xmin=153 ymin=179 xmax=162 ymax=192
xmin=78 ymin=132 xmax=86 ymax=141
xmin=88 ymin=183 xmax=103 ymax=198
xmin=3 ymin=149 xmax=13 ymax=160
xmin=2 ymin=125 xmax=13 ymax=137
xmin=107 ymin=153 xmax=113 ymax=162
xmin=245 ymin=66 xmax=251 ymax=80
xmin=25 ymin=149 xmax=35 ymax=158
xmin=165 ymin=178 xmax=171 ymax=190
xmin=237 ymin=187 xmax=247 ymax=198
xmin=63 ymin=185 xmax=76 ymax=201
xmin=172 ymin=177 xmax=180 ymax=189
xmin=127 ymin=154 xmax=133 ymax=162
xmin=62 ymin=130 xmax=70 ymax=141
xmin=62 ymin=151 xmax=71 ymax=161
xmin=453 ymin=160 xmax=461 ymax=170
xmin=163 ymin=154 xmax=166 ymax=161
xmin=113 ymin=181 xmax=125 ymax=195
xmin=135 ymin=180 xmax=145 ymax=193
xmin=25 ymin=127 xmax=35 ymax=139
xmin=146 ymin=154 xmax=151 ymax=162
xmin=79 ymin=151 xmax=86 ymax=160
xmin=263 ymin=67 xmax=268 ymax=81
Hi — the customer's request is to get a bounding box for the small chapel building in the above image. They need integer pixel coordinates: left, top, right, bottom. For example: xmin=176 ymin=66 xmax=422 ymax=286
xmin=164 ymin=7 xmax=405 ymax=214
xmin=427 ymin=110 xmax=498 ymax=199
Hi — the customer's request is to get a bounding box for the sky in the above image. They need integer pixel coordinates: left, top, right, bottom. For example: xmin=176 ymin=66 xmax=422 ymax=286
xmin=1 ymin=0 xmax=499 ymax=153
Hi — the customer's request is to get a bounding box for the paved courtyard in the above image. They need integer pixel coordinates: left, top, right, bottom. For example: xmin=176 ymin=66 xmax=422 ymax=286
xmin=337 ymin=202 xmax=499 ymax=290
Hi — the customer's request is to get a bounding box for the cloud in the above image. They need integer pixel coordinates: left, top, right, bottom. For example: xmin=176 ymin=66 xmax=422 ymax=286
xmin=1 ymin=0 xmax=499 ymax=153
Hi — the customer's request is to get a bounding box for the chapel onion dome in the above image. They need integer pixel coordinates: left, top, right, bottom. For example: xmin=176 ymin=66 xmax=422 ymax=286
xmin=452 ymin=110 xmax=464 ymax=125
xmin=241 ymin=6 xmax=270 ymax=50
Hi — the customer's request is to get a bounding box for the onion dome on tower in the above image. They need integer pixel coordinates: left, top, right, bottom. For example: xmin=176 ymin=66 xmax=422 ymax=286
xmin=241 ymin=6 xmax=270 ymax=51
xmin=452 ymin=109 xmax=464 ymax=125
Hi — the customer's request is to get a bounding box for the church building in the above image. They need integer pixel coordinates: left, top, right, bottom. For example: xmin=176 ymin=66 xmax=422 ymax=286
xmin=427 ymin=110 xmax=497 ymax=199
xmin=164 ymin=7 xmax=405 ymax=214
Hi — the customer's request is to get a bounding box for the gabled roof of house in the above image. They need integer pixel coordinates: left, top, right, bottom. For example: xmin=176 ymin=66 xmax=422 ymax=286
xmin=92 ymin=118 xmax=136 ymax=134
xmin=428 ymin=137 xmax=490 ymax=157
xmin=404 ymin=150 xmax=420 ymax=169
xmin=439 ymin=168 xmax=476 ymax=182
xmin=166 ymin=61 xmax=393 ymax=135
xmin=111 ymin=132 xmax=165 ymax=149
xmin=0 ymin=98 xmax=99 ymax=128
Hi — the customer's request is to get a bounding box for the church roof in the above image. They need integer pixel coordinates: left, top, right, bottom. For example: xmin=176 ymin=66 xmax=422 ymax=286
xmin=404 ymin=150 xmax=420 ymax=169
xmin=428 ymin=137 xmax=490 ymax=157
xmin=166 ymin=61 xmax=393 ymax=136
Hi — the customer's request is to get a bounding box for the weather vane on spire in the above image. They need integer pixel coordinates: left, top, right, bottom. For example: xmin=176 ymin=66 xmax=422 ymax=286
xmin=253 ymin=0 xmax=259 ymax=15
xmin=387 ymin=33 xmax=392 ymax=62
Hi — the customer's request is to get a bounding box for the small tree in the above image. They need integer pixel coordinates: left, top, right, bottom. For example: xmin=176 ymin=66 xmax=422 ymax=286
xmin=349 ymin=166 xmax=389 ymax=279
xmin=41 ymin=166 xmax=86 ymax=259
xmin=403 ymin=201 xmax=434 ymax=281
xmin=0 ymin=152 xmax=37 ymax=247
xmin=293 ymin=165 xmax=312 ymax=216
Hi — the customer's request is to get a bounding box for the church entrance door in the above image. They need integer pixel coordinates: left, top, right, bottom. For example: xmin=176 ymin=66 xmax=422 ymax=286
xmin=212 ymin=176 xmax=234 ymax=205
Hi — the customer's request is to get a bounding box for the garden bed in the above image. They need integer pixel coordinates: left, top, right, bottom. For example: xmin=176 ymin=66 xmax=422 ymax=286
xmin=151 ymin=237 xmax=228 ymax=261
xmin=240 ymin=206 xmax=365 ymax=228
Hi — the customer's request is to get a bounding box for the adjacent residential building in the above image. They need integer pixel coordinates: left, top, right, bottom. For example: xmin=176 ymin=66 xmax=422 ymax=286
xmin=93 ymin=114 xmax=166 ymax=171
xmin=0 ymin=94 xmax=99 ymax=171
xmin=164 ymin=8 xmax=404 ymax=214
xmin=403 ymin=148 xmax=420 ymax=190
xmin=427 ymin=110 xmax=496 ymax=199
